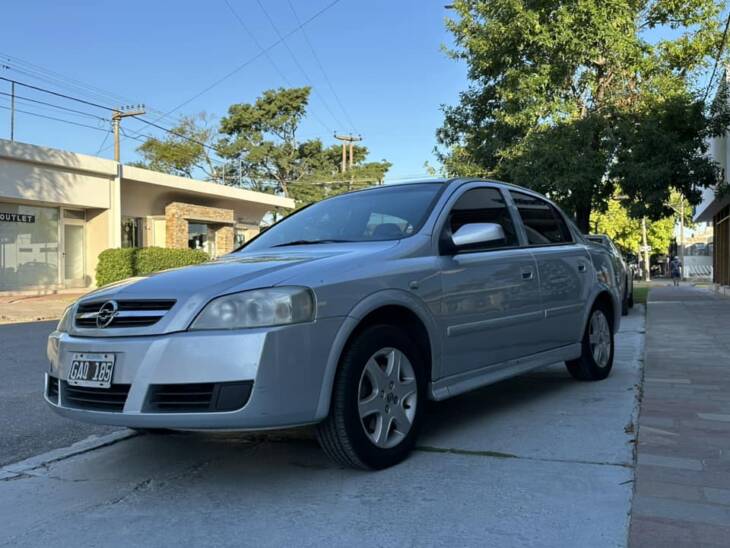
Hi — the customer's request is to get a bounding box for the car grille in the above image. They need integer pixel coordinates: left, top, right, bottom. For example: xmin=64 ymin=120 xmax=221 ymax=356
xmin=47 ymin=375 xmax=60 ymax=402
xmin=75 ymin=299 xmax=176 ymax=328
xmin=61 ymin=381 xmax=131 ymax=412
xmin=145 ymin=381 xmax=253 ymax=413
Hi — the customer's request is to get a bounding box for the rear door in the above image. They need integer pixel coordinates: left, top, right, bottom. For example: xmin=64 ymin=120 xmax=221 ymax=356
xmin=508 ymin=191 xmax=591 ymax=350
xmin=436 ymin=185 xmax=543 ymax=378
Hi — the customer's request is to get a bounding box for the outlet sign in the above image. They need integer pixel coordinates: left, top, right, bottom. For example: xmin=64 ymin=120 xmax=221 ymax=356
xmin=0 ymin=212 xmax=36 ymax=223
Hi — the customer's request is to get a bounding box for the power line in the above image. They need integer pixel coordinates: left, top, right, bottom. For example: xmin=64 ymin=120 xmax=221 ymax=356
xmin=120 ymin=0 xmax=343 ymax=145
xmin=286 ymin=0 xmax=358 ymax=133
xmin=0 ymin=76 xmax=118 ymax=112
xmin=0 ymin=103 xmax=111 ymax=134
xmin=253 ymin=0 xmax=346 ymax=131
xmin=0 ymin=90 xmax=108 ymax=121
xmin=0 ymin=53 xmax=166 ymax=118
xmin=221 ymin=0 xmax=333 ymax=134
xmin=703 ymin=11 xmax=730 ymax=103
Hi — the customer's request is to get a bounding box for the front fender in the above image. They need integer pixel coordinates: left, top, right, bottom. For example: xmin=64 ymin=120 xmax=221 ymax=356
xmin=313 ymin=289 xmax=441 ymax=420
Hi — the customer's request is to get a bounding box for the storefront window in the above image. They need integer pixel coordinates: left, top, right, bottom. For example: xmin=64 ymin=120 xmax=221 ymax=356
xmin=0 ymin=203 xmax=60 ymax=290
xmin=121 ymin=217 xmax=142 ymax=248
xmin=188 ymin=223 xmax=216 ymax=256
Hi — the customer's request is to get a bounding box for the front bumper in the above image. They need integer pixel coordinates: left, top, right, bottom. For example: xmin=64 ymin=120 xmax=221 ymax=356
xmin=45 ymin=317 xmax=344 ymax=430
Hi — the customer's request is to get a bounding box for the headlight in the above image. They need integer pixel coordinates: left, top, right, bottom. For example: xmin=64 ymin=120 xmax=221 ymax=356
xmin=57 ymin=305 xmax=74 ymax=332
xmin=190 ymin=287 xmax=315 ymax=330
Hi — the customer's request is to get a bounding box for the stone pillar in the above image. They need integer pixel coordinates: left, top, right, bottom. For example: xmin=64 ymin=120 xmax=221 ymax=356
xmin=164 ymin=205 xmax=189 ymax=249
xmin=215 ymin=226 xmax=235 ymax=255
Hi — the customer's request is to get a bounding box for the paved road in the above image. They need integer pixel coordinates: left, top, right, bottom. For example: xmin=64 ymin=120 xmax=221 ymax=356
xmin=630 ymin=285 xmax=730 ymax=546
xmin=0 ymin=321 xmax=117 ymax=466
xmin=1 ymin=309 xmax=644 ymax=547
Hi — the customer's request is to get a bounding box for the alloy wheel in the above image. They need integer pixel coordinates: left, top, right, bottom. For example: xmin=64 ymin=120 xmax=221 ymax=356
xmin=357 ymin=347 xmax=418 ymax=449
xmin=589 ymin=310 xmax=611 ymax=368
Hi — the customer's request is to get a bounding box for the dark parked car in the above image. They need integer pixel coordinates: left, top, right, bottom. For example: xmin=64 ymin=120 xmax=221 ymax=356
xmin=586 ymin=234 xmax=634 ymax=315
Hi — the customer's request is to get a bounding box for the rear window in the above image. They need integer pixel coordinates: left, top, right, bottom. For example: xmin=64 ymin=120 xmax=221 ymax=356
xmin=509 ymin=191 xmax=573 ymax=245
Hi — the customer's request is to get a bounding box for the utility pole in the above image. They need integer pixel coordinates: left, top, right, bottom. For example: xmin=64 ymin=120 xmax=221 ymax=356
xmin=112 ymin=105 xmax=145 ymax=162
xmin=679 ymin=196 xmax=685 ymax=280
xmin=10 ymin=81 xmax=15 ymax=141
xmin=334 ymin=133 xmax=362 ymax=172
xmin=641 ymin=216 xmax=651 ymax=282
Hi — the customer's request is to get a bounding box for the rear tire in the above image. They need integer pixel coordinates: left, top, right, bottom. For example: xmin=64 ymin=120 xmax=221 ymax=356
xmin=565 ymin=303 xmax=614 ymax=381
xmin=316 ymin=324 xmax=426 ymax=470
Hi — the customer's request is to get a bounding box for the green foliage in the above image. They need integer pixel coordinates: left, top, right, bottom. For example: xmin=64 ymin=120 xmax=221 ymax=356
xmin=133 ymin=114 xmax=218 ymax=179
xmin=133 ymin=88 xmax=390 ymax=208
xmin=591 ymin=192 xmax=684 ymax=256
xmin=438 ymin=0 xmax=725 ymax=231
xmin=95 ymin=247 xmax=209 ymax=287
xmin=95 ymin=248 xmax=136 ymax=287
xmin=135 ymin=247 xmax=209 ymax=276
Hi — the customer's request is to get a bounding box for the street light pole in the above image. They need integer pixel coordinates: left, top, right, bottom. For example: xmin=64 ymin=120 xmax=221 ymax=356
xmin=679 ymin=197 xmax=685 ymax=280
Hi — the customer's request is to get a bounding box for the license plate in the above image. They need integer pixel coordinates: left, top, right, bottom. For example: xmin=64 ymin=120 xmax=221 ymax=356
xmin=68 ymin=353 xmax=115 ymax=388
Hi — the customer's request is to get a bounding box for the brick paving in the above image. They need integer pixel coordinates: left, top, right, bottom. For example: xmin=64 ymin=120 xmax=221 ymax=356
xmin=630 ymin=284 xmax=730 ymax=547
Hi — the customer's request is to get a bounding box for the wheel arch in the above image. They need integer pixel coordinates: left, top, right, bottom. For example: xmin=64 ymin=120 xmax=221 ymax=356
xmin=591 ymin=290 xmax=618 ymax=332
xmin=314 ymin=290 xmax=440 ymax=420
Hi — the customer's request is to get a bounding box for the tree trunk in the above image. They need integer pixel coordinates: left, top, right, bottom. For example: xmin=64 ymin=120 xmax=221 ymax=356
xmin=574 ymin=198 xmax=592 ymax=234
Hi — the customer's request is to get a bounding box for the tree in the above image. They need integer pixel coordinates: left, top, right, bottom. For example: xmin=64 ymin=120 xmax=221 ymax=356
xmin=132 ymin=87 xmax=391 ymax=207
xmin=591 ymin=195 xmax=676 ymax=256
xmin=218 ymin=87 xmax=390 ymax=205
xmin=132 ymin=113 xmax=218 ymax=179
xmin=438 ymin=0 xmax=725 ymax=232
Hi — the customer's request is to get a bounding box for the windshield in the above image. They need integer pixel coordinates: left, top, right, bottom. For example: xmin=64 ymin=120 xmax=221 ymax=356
xmin=242 ymin=183 xmax=444 ymax=251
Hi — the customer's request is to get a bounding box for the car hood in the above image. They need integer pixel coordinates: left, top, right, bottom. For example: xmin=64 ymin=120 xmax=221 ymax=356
xmin=77 ymin=242 xmax=398 ymax=336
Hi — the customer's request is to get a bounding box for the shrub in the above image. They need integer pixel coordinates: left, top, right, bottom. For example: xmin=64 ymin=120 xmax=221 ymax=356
xmin=95 ymin=247 xmax=209 ymax=287
xmin=135 ymin=247 xmax=209 ymax=276
xmin=95 ymin=248 xmax=136 ymax=287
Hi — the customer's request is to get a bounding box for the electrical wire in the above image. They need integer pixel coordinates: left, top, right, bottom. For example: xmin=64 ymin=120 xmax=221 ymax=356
xmin=0 ymin=103 xmax=110 ymax=133
xmin=286 ymin=0 xmax=358 ymax=133
xmin=221 ymin=0 xmax=332 ymax=134
xmin=703 ymin=11 xmax=730 ymax=103
xmin=0 ymin=90 xmax=108 ymax=121
xmin=252 ymin=0 xmax=345 ymax=131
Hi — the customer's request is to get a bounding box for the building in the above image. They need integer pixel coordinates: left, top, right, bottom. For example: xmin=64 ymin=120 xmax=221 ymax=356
xmin=695 ymin=116 xmax=728 ymax=287
xmin=0 ymin=139 xmax=294 ymax=293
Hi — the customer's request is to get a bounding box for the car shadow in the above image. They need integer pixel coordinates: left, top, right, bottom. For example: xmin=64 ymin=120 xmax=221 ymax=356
xmin=420 ymin=363 xmax=577 ymax=440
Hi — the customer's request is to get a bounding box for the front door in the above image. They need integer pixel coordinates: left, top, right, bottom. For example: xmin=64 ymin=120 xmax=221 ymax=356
xmin=436 ymin=186 xmax=543 ymax=378
xmin=63 ymin=220 xmax=85 ymax=288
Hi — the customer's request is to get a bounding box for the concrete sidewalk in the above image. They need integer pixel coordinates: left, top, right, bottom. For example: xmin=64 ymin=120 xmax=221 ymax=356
xmin=630 ymin=285 xmax=730 ymax=546
xmin=0 ymin=308 xmax=645 ymax=547
xmin=0 ymin=292 xmax=85 ymax=324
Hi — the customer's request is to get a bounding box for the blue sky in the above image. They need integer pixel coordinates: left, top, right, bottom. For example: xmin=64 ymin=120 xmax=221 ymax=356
xmin=0 ymin=0 xmax=468 ymax=181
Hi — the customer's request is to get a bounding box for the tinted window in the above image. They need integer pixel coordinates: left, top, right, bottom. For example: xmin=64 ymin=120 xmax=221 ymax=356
xmin=447 ymin=187 xmax=518 ymax=251
xmin=509 ymin=191 xmax=572 ymax=245
xmin=243 ymin=183 xmax=443 ymax=251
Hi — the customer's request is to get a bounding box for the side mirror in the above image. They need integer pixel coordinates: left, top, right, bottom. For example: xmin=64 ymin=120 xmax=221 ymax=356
xmin=451 ymin=223 xmax=506 ymax=249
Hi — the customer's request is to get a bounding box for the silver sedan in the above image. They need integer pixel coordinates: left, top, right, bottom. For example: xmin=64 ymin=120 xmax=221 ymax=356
xmin=46 ymin=179 xmax=620 ymax=469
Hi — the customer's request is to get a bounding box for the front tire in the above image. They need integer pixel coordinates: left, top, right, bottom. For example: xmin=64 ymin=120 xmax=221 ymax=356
xmin=565 ymin=303 xmax=614 ymax=381
xmin=316 ymin=325 xmax=426 ymax=470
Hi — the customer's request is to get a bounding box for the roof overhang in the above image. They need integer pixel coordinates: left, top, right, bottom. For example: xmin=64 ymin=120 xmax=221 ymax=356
xmin=121 ymin=165 xmax=294 ymax=210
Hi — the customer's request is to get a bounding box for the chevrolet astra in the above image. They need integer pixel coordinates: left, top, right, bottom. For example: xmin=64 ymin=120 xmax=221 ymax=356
xmin=46 ymin=179 xmax=620 ymax=470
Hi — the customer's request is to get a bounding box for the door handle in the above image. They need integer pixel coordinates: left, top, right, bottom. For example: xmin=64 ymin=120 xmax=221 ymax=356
xmin=521 ymin=269 xmax=534 ymax=280
xmin=578 ymin=264 xmax=587 ymax=273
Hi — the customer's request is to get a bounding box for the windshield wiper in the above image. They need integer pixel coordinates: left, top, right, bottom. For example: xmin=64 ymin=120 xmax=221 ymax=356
xmin=272 ymin=239 xmax=352 ymax=247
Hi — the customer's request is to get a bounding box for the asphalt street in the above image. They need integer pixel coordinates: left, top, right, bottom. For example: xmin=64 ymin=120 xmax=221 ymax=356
xmin=0 ymin=320 xmax=117 ymax=466
xmin=0 ymin=309 xmax=645 ymax=547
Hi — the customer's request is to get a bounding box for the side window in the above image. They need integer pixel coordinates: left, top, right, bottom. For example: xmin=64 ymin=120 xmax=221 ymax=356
xmin=447 ymin=187 xmax=518 ymax=251
xmin=509 ymin=191 xmax=573 ymax=245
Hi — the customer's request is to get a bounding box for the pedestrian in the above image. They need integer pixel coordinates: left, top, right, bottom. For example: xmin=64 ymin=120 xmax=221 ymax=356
xmin=669 ymin=256 xmax=682 ymax=286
